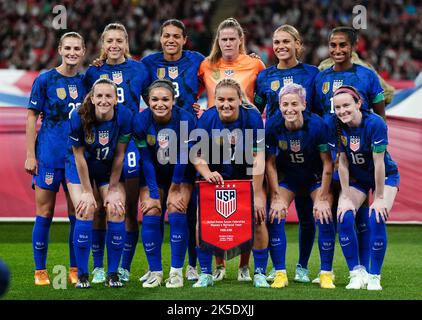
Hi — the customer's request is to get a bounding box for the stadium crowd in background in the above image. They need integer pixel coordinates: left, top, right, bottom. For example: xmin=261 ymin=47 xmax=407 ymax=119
xmin=1 ymin=0 xmax=421 ymax=81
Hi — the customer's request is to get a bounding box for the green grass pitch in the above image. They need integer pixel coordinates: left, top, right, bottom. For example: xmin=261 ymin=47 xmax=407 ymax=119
xmin=0 ymin=222 xmax=421 ymax=300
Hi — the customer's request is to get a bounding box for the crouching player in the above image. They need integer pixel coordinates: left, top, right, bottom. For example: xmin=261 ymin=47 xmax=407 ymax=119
xmin=191 ymin=78 xmax=266 ymax=288
xmin=332 ymin=85 xmax=399 ymax=290
xmin=132 ymin=79 xmax=196 ymax=288
xmin=265 ymin=84 xmax=336 ymax=289
xmin=66 ymin=78 xmax=131 ymax=288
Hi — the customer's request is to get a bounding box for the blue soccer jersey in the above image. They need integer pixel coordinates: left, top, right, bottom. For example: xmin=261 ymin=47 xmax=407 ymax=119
xmin=84 ymin=59 xmax=150 ymax=114
xmin=333 ymin=111 xmax=398 ymax=187
xmin=196 ymin=105 xmax=264 ymax=180
xmin=314 ymin=64 xmax=384 ymax=117
xmin=69 ymin=106 xmax=132 ymax=167
xmin=132 ymin=106 xmax=197 ymax=188
xmin=266 ymin=112 xmax=330 ymax=182
xmin=141 ymin=50 xmax=205 ymax=114
xmin=28 ymin=69 xmax=86 ymax=169
xmin=254 ymin=63 xmax=319 ymax=118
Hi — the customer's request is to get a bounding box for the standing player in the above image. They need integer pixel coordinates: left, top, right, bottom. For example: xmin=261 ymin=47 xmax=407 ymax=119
xmin=132 ymin=79 xmax=196 ymax=288
xmin=67 ymin=78 xmax=131 ymax=288
xmin=332 ymin=86 xmax=399 ymax=290
xmin=191 ymin=79 xmax=266 ymax=288
xmin=265 ymin=84 xmax=335 ymax=289
xmin=25 ymin=32 xmax=86 ymax=286
xmin=312 ymin=27 xmax=386 ymax=284
xmin=140 ymin=19 xmax=205 ymax=282
xmin=84 ymin=23 xmax=149 ymax=283
xmin=197 ymin=17 xmax=266 ymax=282
xmin=254 ymin=25 xmax=320 ymax=283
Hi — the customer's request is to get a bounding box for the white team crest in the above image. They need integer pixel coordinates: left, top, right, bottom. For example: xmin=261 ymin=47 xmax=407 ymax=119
xmin=333 ymin=80 xmax=343 ymax=92
xmin=112 ymin=71 xmax=123 ymax=85
xmin=283 ymin=76 xmax=294 ymax=87
xmin=99 ymin=131 xmax=109 ymax=146
xmin=215 ymin=189 xmax=237 ymax=218
xmin=157 ymin=132 xmax=169 ymax=148
xmin=68 ymin=85 xmax=78 ymax=99
xmin=45 ymin=172 xmax=54 ymax=186
xmin=290 ymin=139 xmax=301 ymax=152
xmin=350 ymin=136 xmax=360 ymax=152
xmin=168 ymin=67 xmax=178 ymax=79
xmin=224 ymin=69 xmax=234 ymax=77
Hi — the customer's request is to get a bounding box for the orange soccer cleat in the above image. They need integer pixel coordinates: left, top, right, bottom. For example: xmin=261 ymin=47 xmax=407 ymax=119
xmin=68 ymin=267 xmax=78 ymax=285
xmin=34 ymin=269 xmax=50 ymax=286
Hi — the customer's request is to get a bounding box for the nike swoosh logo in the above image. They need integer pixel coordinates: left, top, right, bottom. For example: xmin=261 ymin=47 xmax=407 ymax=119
xmin=34 ymin=246 xmax=45 ymax=250
xmin=145 ymin=247 xmax=155 ymax=252
xmin=270 ymin=242 xmax=281 ymax=246
xmin=128 ymin=169 xmax=137 ymax=173
xmin=321 ymin=247 xmax=333 ymax=251
xmin=111 ymin=241 xmax=122 ymax=245
xmin=340 ymin=242 xmax=351 ymax=247
xmin=31 ymin=100 xmax=37 ymax=105
xmin=374 ymin=139 xmax=384 ymax=144
xmin=77 ymin=239 xmax=88 ymax=243
xmin=328 ymin=143 xmax=335 ymax=148
xmin=171 ymin=239 xmax=183 ymax=243
xmin=256 ymin=138 xmax=265 ymax=143
xmin=372 ymin=247 xmax=383 ymax=251
xmin=70 ymin=136 xmax=79 ymax=142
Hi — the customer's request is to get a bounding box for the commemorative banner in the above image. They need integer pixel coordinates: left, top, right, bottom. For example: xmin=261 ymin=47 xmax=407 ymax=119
xmin=198 ymin=179 xmax=253 ymax=260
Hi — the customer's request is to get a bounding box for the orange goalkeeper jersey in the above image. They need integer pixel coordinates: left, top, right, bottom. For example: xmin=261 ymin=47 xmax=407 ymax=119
xmin=198 ymin=54 xmax=265 ymax=107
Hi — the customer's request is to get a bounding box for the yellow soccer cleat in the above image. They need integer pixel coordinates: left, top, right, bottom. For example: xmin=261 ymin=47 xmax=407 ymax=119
xmin=34 ymin=269 xmax=50 ymax=286
xmin=270 ymin=271 xmax=289 ymax=288
xmin=320 ymin=272 xmax=335 ymax=289
xmin=68 ymin=267 xmax=78 ymax=285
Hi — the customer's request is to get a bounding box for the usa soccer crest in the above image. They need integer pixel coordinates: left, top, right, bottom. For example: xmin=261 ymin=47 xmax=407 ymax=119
xmin=271 ymin=80 xmax=280 ymax=91
xmin=56 ymin=88 xmax=66 ymax=100
xmin=99 ymin=131 xmax=109 ymax=146
xmin=45 ymin=172 xmax=54 ymax=186
xmin=278 ymin=140 xmax=288 ymax=151
xmin=168 ymin=67 xmax=178 ymax=79
xmin=69 ymin=85 xmax=78 ymax=99
xmin=212 ymin=69 xmax=220 ymax=80
xmin=157 ymin=132 xmax=169 ymax=148
xmin=333 ymin=80 xmax=343 ymax=92
xmin=283 ymin=76 xmax=293 ymax=87
xmin=224 ymin=69 xmax=234 ymax=78
xmin=215 ymin=189 xmax=237 ymax=218
xmin=147 ymin=134 xmax=156 ymax=146
xmin=157 ymin=68 xmax=165 ymax=79
xmin=290 ymin=139 xmax=301 ymax=152
xmin=322 ymin=82 xmax=330 ymax=94
xmin=350 ymin=136 xmax=360 ymax=152
xmin=112 ymin=71 xmax=123 ymax=85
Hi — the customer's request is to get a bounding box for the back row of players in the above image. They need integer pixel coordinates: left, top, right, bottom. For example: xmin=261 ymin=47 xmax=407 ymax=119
xmin=26 ymin=18 xmax=399 ymax=290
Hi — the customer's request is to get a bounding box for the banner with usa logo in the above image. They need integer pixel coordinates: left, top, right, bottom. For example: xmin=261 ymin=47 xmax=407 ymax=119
xmin=198 ymin=179 xmax=253 ymax=260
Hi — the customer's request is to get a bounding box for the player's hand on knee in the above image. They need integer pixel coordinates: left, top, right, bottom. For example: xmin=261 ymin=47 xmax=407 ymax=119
xmin=76 ymin=192 xmax=97 ymax=218
xmin=269 ymin=198 xmax=287 ymax=224
xmin=104 ymin=190 xmax=125 ymax=216
xmin=337 ymin=195 xmax=356 ymax=223
xmin=25 ymin=157 xmax=38 ymax=176
xmin=313 ymin=200 xmax=332 ymax=224
xmin=370 ymin=197 xmax=388 ymax=223
xmin=141 ymin=197 xmax=161 ymax=215
xmin=254 ymin=194 xmax=266 ymax=225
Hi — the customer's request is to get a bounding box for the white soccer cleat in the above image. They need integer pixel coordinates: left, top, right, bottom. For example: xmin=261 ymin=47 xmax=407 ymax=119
xmin=142 ymin=271 xmax=163 ymax=288
xmin=139 ymin=270 xmax=151 ymax=283
xmin=346 ymin=268 xmax=366 ymax=290
xmin=185 ymin=265 xmax=199 ymax=281
xmin=266 ymin=268 xmax=276 ymax=282
xmin=165 ymin=270 xmax=184 ymax=288
xmin=367 ymin=274 xmax=382 ymax=291
xmin=91 ymin=267 xmax=106 ymax=284
xmin=212 ymin=266 xmax=226 ymax=281
xmin=238 ymin=266 xmax=252 ymax=281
